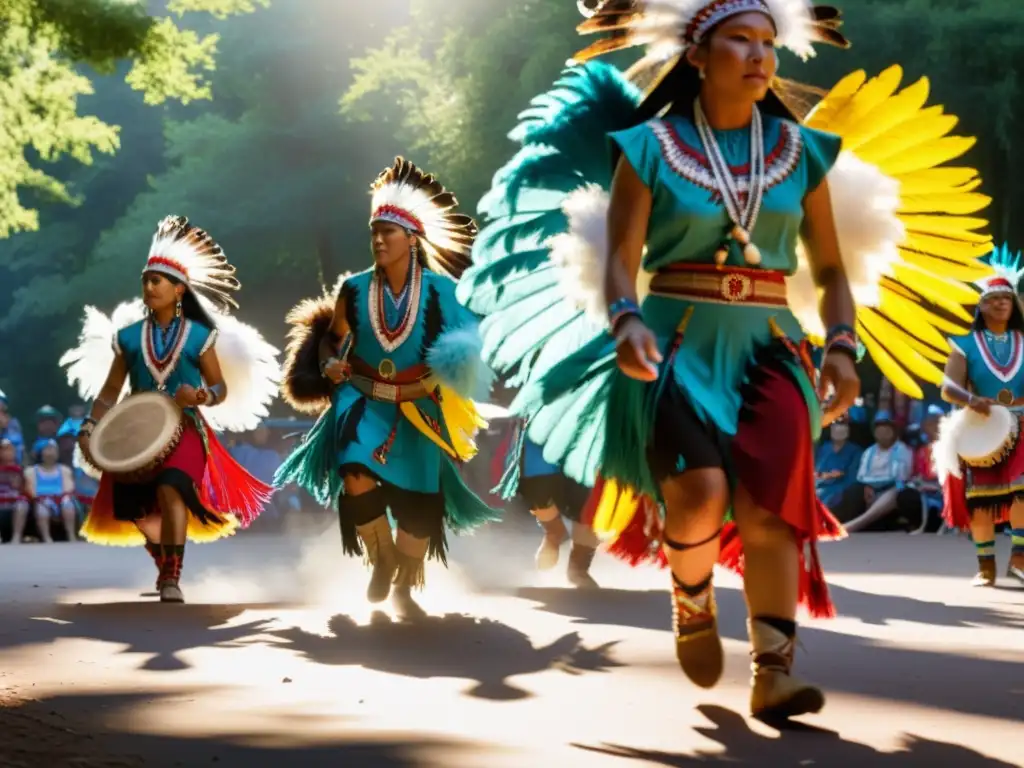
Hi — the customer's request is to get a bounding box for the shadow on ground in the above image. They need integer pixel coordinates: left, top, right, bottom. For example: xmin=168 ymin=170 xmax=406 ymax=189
xmin=0 ymin=602 xmax=284 ymax=671
xmin=517 ymin=586 xmax=1024 ymax=721
xmin=1 ymin=689 xmax=476 ymax=768
xmin=263 ymin=611 xmax=622 ymax=700
xmin=575 ymin=704 xmax=1019 ymax=767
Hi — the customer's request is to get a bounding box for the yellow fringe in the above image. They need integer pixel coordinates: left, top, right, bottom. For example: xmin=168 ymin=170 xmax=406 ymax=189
xmin=81 ymin=510 xmax=240 ymax=547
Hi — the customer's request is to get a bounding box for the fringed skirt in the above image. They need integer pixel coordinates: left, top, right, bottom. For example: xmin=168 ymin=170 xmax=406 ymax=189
xmin=82 ymin=414 xmax=272 ymax=546
xmin=939 ymin=432 xmax=1024 ymax=531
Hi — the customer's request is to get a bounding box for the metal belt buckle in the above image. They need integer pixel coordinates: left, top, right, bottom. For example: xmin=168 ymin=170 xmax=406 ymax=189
xmin=997 ymin=388 xmax=1014 ymax=406
xmin=378 ymin=358 xmax=396 ymax=381
xmin=373 ymin=382 xmax=399 ymax=402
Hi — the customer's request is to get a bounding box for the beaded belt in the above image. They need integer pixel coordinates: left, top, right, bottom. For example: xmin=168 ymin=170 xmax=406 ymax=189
xmin=348 ymin=357 xmax=432 ymax=403
xmin=649 ymin=263 xmax=788 ymax=307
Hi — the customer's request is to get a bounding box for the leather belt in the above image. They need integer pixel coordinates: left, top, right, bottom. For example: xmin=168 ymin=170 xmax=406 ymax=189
xmin=649 ymin=263 xmax=788 ymax=307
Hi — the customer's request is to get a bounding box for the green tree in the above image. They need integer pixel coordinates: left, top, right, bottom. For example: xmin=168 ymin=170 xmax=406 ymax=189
xmin=0 ymin=0 xmax=267 ymax=238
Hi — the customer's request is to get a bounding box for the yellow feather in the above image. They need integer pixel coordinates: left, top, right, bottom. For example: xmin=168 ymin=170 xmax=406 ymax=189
xmin=818 ymin=65 xmax=905 ymax=137
xmin=901 ymin=214 xmax=990 ymax=238
xmin=891 ymin=326 xmax=950 ymax=363
xmin=839 ymin=77 xmax=931 ymax=150
xmin=858 ymin=326 xmax=925 ymax=399
xmin=895 ymin=167 xmax=982 ymax=194
xmin=898 ymin=191 xmax=991 ymax=215
xmin=896 ymin=249 xmax=997 ymax=282
xmin=854 ymin=110 xmax=956 ymax=164
xmin=901 ymin=231 xmax=994 ymax=260
xmin=891 ymin=262 xmax=984 ymax=306
xmin=878 ymin=136 xmax=978 ymax=175
xmin=804 ymin=69 xmax=867 ymax=128
xmin=593 ymin=479 xmax=640 ymax=539
xmin=858 ymin=309 xmax=944 ymax=384
xmin=879 ymin=287 xmax=972 ymax=337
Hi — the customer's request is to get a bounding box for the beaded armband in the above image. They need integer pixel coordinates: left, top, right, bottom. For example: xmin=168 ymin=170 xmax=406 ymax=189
xmin=824 ymin=324 xmax=860 ymax=362
xmin=609 ymin=297 xmax=641 ymax=333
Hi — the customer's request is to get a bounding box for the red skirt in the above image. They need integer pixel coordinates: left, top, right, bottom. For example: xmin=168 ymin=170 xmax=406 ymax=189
xmin=83 ymin=415 xmax=272 ymax=547
xmin=941 ymin=438 xmax=1024 ymax=530
xmin=583 ymin=357 xmax=844 ymax=619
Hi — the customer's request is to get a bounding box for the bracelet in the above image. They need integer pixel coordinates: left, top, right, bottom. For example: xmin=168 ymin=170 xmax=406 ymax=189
xmin=320 ymin=356 xmax=340 ymax=378
xmin=823 ymin=323 xmax=859 ymax=362
xmin=608 ymin=297 xmax=641 ymax=333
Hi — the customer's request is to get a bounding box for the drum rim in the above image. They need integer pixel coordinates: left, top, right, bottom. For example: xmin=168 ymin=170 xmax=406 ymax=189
xmin=89 ymin=392 xmax=184 ymax=474
xmin=955 ymin=405 xmax=1019 ymax=467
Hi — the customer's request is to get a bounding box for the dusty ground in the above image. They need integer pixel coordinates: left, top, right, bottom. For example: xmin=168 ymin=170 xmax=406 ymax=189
xmin=1 ymin=518 xmax=1022 ymax=767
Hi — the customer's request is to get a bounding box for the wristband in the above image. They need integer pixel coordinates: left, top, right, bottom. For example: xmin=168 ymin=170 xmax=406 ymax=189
xmin=609 ymin=297 xmax=641 ymax=333
xmin=824 ymin=323 xmax=859 ymax=362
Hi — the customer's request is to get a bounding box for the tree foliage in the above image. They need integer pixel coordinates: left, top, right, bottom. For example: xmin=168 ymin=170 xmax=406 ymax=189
xmin=0 ymin=0 xmax=266 ymax=238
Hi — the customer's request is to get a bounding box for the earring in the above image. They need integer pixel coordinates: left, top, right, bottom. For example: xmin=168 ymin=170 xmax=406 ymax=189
xmin=175 ymin=301 xmax=182 ymax=318
xmin=699 ymin=68 xmax=706 ymax=80
xmin=410 ymin=242 xmax=419 ymax=260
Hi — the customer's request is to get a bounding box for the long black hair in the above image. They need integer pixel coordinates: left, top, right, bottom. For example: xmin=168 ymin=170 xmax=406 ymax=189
xmin=154 ymin=273 xmax=217 ymax=330
xmin=971 ymin=293 xmax=1024 ymax=333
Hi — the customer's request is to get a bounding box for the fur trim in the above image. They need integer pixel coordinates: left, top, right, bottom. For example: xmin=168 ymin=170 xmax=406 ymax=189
xmin=280 ymin=276 xmax=349 ymax=415
xmin=426 ymin=324 xmax=495 ymax=401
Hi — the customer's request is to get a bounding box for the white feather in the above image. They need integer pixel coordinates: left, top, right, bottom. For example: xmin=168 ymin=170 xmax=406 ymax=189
xmin=789 ymin=150 xmax=904 ymax=336
xmin=622 ymin=0 xmax=818 ymax=62
xmin=197 ymin=298 xmax=280 ymax=433
xmin=547 ymin=185 xmax=652 ymax=327
xmin=58 ymin=299 xmax=146 ymax=402
xmin=932 ymin=410 xmax=966 ymax=481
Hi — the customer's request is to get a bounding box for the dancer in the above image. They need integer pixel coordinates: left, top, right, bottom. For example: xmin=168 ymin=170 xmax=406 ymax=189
xmin=463 ymin=0 xmax=991 ymax=719
xmin=935 ymin=244 xmax=1024 ymax=586
xmin=60 ymin=215 xmax=280 ymax=602
xmin=276 ymin=157 xmax=498 ymax=620
xmin=506 ymin=425 xmax=600 ymax=588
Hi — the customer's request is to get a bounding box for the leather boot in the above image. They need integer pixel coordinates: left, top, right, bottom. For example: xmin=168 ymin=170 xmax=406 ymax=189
xmin=672 ymin=576 xmax=723 ymax=689
xmin=535 ymin=514 xmax=567 ymax=571
xmin=158 ymin=544 xmax=185 ymax=604
xmin=356 ymin=516 xmax=399 ymax=603
xmin=392 ymin=551 xmax=428 ymax=621
xmin=748 ymin=618 xmax=824 ymax=720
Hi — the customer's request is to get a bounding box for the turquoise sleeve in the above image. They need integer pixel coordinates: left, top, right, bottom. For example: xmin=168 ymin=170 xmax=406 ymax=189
xmin=800 ymin=124 xmax=842 ymax=193
xmin=608 ymin=121 xmax=660 ymax=190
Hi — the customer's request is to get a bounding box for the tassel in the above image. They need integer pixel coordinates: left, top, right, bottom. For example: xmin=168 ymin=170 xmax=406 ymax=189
xmin=942 ymin=472 xmax=971 ymax=531
xmin=441 ymin=456 xmax=502 ymax=532
xmin=201 ymin=426 xmax=273 ymax=528
xmin=803 ymin=540 xmax=836 ymax=619
xmin=716 ymin=521 xmax=745 ymax=576
xmin=605 ymin=507 xmax=663 ymax=567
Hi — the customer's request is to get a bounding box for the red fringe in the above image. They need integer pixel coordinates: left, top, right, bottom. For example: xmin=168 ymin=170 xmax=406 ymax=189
xmin=942 ymin=473 xmax=971 ymax=531
xmin=200 ymin=424 xmax=273 ymax=528
xmin=491 ymin=426 xmax=514 ymax=490
xmin=717 ymin=521 xmax=744 ymax=575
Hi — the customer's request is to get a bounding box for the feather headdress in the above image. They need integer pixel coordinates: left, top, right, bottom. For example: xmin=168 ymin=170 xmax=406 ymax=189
xmin=145 ymin=215 xmax=241 ymax=318
xmin=573 ymin=0 xmax=848 ymax=65
xmin=977 ymin=243 xmax=1024 ymax=299
xmin=369 ymin=157 xmax=478 ymax=280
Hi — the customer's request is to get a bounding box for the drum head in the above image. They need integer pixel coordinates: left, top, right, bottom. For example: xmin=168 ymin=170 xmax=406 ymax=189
xmin=89 ymin=392 xmax=183 ymax=474
xmin=954 ymin=405 xmax=1016 ymax=463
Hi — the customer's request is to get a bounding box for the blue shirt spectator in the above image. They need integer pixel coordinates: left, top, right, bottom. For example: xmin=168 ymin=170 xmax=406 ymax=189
xmin=815 ymin=421 xmax=863 ymax=509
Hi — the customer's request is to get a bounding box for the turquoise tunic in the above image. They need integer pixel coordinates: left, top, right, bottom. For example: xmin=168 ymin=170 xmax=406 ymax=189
xmin=463 ymin=92 xmax=840 ymax=496
xmin=949 ymin=329 xmax=1024 ymax=399
xmin=331 ymin=266 xmax=479 ymax=495
xmin=115 ymin=318 xmax=215 ymax=397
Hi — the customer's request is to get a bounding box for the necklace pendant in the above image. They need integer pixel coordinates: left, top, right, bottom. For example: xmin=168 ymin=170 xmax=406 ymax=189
xmin=731 ymin=224 xmax=749 ymax=245
xmin=714 ymin=245 xmax=729 ymax=266
xmin=743 ymin=242 xmax=761 ymax=265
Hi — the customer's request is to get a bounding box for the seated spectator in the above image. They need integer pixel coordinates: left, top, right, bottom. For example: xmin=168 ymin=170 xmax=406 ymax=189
xmin=0 ymin=438 xmax=30 ymax=543
xmin=19 ymin=439 xmax=78 ymax=543
xmin=30 ymin=405 xmax=62 ymax=464
xmin=815 ymin=420 xmax=863 ymax=512
xmin=0 ymin=391 xmax=25 ymax=463
xmin=896 ymin=405 xmax=944 ymax=532
xmin=837 ymin=411 xmax=915 ymax=532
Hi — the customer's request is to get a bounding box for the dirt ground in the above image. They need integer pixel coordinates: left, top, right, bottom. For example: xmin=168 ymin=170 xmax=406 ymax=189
xmin=1 ymin=523 xmax=1021 ymax=767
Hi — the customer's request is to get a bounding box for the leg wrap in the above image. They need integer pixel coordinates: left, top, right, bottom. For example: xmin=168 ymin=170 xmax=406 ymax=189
xmin=338 ymin=487 xmax=389 ymax=558
xmin=159 ymin=544 xmax=185 ymax=585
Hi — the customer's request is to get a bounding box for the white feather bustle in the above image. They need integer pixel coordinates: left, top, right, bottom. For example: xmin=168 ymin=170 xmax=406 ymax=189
xmin=59 ymin=298 xmax=279 ymax=434
xmin=932 ymin=409 xmax=968 ymax=481
xmin=788 ymin=150 xmax=904 ymax=338
xmin=547 ymin=185 xmax=652 ymax=327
